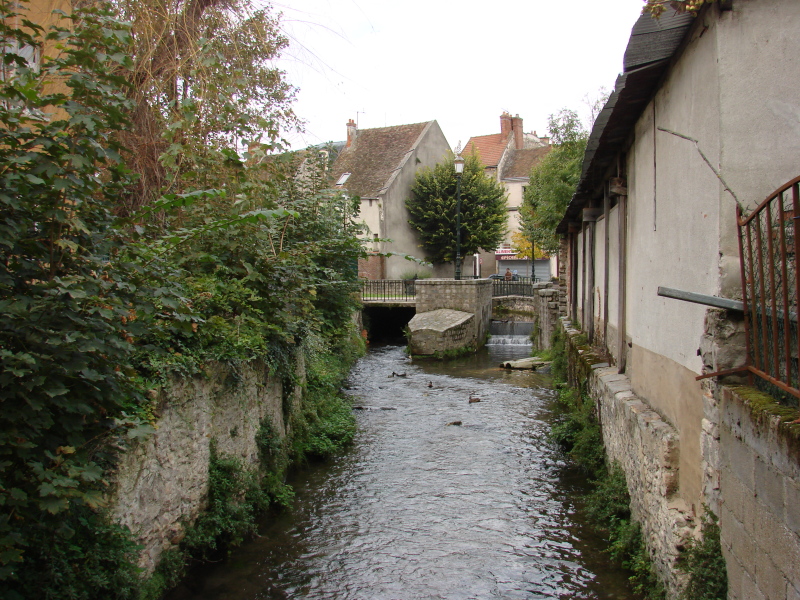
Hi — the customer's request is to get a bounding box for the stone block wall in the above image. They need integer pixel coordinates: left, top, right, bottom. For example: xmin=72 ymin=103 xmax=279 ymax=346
xmin=415 ymin=279 xmax=493 ymax=344
xmin=492 ymin=282 xmax=567 ymax=351
xmin=562 ymin=318 xmax=694 ymax=596
xmin=407 ymin=309 xmax=474 ymax=355
xmin=111 ymin=358 xmax=302 ymax=575
xmin=716 ymin=385 xmax=800 ymax=600
xmin=533 ymin=282 xmax=567 ymax=350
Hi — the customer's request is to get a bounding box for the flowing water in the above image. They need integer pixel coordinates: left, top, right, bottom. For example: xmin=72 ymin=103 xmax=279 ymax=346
xmin=166 ymin=344 xmax=638 ymax=600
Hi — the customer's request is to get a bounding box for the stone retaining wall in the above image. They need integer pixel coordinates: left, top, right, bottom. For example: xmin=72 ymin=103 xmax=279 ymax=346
xmin=110 ymin=358 xmax=302 ymax=575
xmin=561 ymin=318 xmax=693 ymax=596
xmin=716 ymin=385 xmax=800 ymax=600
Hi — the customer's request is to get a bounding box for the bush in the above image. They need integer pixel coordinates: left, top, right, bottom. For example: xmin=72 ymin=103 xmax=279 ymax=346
xmin=678 ymin=510 xmax=727 ymax=600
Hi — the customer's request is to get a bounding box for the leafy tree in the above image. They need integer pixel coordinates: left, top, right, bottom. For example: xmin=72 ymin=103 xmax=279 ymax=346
xmin=511 ymin=231 xmax=548 ymax=260
xmin=406 ymin=153 xmax=507 ymax=264
xmin=108 ymin=0 xmax=299 ymax=214
xmin=520 ymin=109 xmax=588 ymax=256
xmin=0 ymin=1 xmax=366 ymax=597
xmin=0 ymin=2 xmax=188 ymax=596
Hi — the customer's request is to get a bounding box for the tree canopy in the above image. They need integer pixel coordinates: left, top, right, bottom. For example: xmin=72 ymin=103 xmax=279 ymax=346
xmin=406 ymin=153 xmax=507 ymax=264
xmin=520 ymin=109 xmax=588 ymax=256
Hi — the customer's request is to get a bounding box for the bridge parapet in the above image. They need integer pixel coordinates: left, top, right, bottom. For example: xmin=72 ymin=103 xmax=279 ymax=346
xmin=412 ymin=279 xmax=493 ymax=352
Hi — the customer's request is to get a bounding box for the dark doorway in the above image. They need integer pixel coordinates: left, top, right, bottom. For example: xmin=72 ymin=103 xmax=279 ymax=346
xmin=363 ymin=306 xmax=415 ymax=344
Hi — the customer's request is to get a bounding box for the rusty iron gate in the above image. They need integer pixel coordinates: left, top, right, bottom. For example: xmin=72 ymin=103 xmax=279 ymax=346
xmin=736 ymin=175 xmax=800 ymax=401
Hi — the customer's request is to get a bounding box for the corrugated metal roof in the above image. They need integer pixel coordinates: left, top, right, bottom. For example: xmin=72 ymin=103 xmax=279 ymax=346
xmin=557 ymin=10 xmax=696 ymax=233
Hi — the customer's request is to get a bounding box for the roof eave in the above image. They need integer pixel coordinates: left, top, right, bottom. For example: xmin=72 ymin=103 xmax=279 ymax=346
xmin=556 ymin=10 xmax=696 ymax=235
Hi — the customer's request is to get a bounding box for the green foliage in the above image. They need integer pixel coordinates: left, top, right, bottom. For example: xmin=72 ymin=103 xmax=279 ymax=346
xmin=643 ymin=0 xmax=713 ymax=18
xmin=585 ymin=464 xmax=665 ymax=599
xmin=406 ymin=152 xmax=507 ymax=264
xmin=521 ymin=109 xmax=588 ymax=255
xmin=182 ymin=445 xmax=270 ymax=561
xmin=549 ymin=327 xmax=568 ymax=384
xmin=140 ymin=444 xmax=273 ymax=600
xmin=0 ymin=1 xmax=366 ymax=597
xmin=678 ymin=509 xmax=727 ymax=600
xmin=290 ymin=329 xmax=363 ymax=462
xmin=4 ymin=507 xmax=141 ymax=600
xmin=549 ymin=328 xmax=665 ymax=598
xmin=0 ymin=2 xmax=185 ymax=591
xmin=550 ymin=388 xmax=605 ymax=476
xmin=112 ymin=0 xmax=299 ymax=213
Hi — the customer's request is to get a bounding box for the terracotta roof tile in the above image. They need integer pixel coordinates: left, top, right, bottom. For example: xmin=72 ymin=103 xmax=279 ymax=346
xmin=330 ymin=122 xmax=430 ymax=198
xmin=502 ymin=146 xmax=552 ymax=178
xmin=462 ymin=133 xmax=509 ymax=168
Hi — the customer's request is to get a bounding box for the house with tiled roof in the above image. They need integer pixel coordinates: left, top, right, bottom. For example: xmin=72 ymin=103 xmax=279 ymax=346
xmin=463 ymin=112 xmax=551 ymax=278
xmin=330 ymin=119 xmax=450 ymax=279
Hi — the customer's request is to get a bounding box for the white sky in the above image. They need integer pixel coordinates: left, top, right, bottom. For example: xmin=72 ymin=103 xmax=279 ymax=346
xmin=271 ymin=0 xmax=647 ymax=151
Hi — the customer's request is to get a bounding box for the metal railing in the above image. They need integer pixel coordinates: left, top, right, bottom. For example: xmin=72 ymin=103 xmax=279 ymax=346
xmin=737 ymin=175 xmax=800 ymax=401
xmin=359 ymin=278 xmax=539 ymax=301
xmin=361 ymin=279 xmax=416 ymax=302
xmin=492 ymin=279 xmax=536 ymax=297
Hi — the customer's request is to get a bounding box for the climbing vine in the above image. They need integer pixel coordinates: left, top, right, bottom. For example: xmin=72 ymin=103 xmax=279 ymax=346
xmin=643 ymin=0 xmax=717 ymax=18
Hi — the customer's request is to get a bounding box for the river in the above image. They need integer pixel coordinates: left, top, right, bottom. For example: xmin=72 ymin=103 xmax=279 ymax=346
xmin=166 ymin=343 xmax=638 ymax=600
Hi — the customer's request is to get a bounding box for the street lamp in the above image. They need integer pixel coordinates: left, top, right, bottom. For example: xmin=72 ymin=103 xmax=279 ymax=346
xmin=454 ymin=152 xmax=465 ymax=280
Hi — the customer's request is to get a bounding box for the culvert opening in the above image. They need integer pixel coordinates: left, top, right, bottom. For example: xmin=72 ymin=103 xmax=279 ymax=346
xmin=363 ymin=306 xmax=415 ymax=345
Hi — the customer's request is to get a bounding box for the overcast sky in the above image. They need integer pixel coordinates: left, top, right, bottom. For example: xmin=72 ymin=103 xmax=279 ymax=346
xmin=270 ymin=0 xmax=647 ymax=151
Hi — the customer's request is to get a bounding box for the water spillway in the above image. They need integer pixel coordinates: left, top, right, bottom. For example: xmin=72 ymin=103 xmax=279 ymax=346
xmin=487 ymin=319 xmax=534 ymax=347
xmin=167 ymin=345 xmax=637 ymax=599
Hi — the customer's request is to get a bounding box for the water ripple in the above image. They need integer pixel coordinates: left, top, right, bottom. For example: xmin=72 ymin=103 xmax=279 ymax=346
xmin=167 ymin=345 xmax=636 ymax=600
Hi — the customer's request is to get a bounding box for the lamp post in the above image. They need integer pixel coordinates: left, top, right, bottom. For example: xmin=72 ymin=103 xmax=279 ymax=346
xmin=454 ymin=152 xmax=465 ymax=280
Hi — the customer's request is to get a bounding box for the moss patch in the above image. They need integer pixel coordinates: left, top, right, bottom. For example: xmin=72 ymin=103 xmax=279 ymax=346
xmin=725 ymin=385 xmax=800 ymax=462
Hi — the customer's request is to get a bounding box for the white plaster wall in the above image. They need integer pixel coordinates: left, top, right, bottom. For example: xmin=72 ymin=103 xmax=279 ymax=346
xmin=505 ymin=181 xmax=524 ymax=209
xmin=607 ymin=206 xmax=620 ymax=351
xmin=504 ymin=208 xmax=520 ymax=247
xmin=626 ymin=63 xmax=720 ymax=374
xmin=594 ymin=217 xmax=606 ymax=335
xmin=626 ymin=0 xmax=800 ymax=371
xmin=360 ymin=198 xmax=381 ymax=251
xmin=382 ymin=122 xmax=450 ymax=279
xmin=716 ymin=0 xmax=800 ymax=297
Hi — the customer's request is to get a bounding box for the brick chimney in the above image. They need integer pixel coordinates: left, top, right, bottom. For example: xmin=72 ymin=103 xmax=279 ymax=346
xmin=512 ymin=114 xmax=523 ymax=150
xmin=500 ymin=111 xmax=512 ymax=139
xmin=346 ymin=118 xmax=357 ymax=148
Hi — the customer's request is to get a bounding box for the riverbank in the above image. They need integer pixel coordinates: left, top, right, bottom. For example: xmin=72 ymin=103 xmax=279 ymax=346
xmin=163 ymin=343 xmax=641 ymax=599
